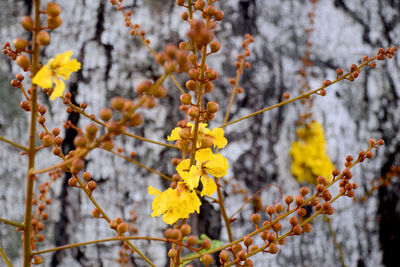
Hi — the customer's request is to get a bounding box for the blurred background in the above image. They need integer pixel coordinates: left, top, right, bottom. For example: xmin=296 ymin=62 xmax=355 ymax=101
xmin=0 ymin=0 xmax=399 ymax=266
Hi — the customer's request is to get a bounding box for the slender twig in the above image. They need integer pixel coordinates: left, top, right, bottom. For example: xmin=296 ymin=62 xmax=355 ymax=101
xmin=219 ymin=57 xmax=377 ymax=128
xmin=23 ymin=1 xmax=40 ymax=266
xmin=0 ymin=135 xmax=28 ymax=151
xmin=169 ymin=74 xmax=186 ymax=94
xmin=0 ymin=246 xmax=12 ymax=267
xmin=73 ymin=174 xmax=155 ymax=267
xmin=104 ymin=148 xmax=173 ymax=182
xmin=0 ymin=217 xmax=24 ymax=228
xmin=324 ymin=216 xmax=347 ymax=267
xmin=32 ymin=236 xmax=195 ymax=256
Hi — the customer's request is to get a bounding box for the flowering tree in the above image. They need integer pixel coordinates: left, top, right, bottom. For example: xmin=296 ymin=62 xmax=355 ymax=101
xmin=0 ymin=0 xmax=399 ymax=266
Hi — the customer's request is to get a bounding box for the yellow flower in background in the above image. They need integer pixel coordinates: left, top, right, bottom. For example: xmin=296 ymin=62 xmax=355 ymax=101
xmin=148 ymin=183 xmax=201 ymax=224
xmin=167 ymin=123 xmax=227 ymax=149
xmin=290 ymin=121 xmax=335 ymax=184
xmin=177 ymin=148 xmax=228 ymax=196
xmin=32 ymin=51 xmax=81 ymax=100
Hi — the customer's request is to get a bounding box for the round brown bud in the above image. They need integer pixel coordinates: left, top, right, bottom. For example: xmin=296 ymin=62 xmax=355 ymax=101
xmin=168 ymin=248 xmax=177 ymax=259
xmin=54 ymin=136 xmax=63 ymax=146
xmin=366 ymin=151 xmax=374 ymax=159
xmin=202 ymin=239 xmax=212 ymax=250
xmin=170 ymin=229 xmax=180 ymax=240
xmin=272 ymin=222 xmax=282 ymax=232
xmin=204 ymin=5 xmax=215 ymax=16
xmin=153 ymin=85 xmax=167 ymax=98
xmin=205 ymin=68 xmax=218 ymax=80
xmin=210 ymin=41 xmax=221 ymax=53
xmin=13 ymin=38 xmax=28 ymax=50
xmin=300 ymin=187 xmax=309 ymax=196
xmin=181 ymin=12 xmax=189 ymax=20
xmin=332 ymin=169 xmax=340 ymax=176
xmin=214 ymin=10 xmax=224 ymax=21
xmin=274 ymin=203 xmax=283 ymax=214
xmin=266 ymin=206 xmax=274 ymax=216
xmin=180 ymin=93 xmax=192 ymax=105
xmin=99 ymin=108 xmax=113 ymax=121
xmin=42 ymin=135 xmax=53 ymax=147
xmin=250 ymin=245 xmax=258 ymax=253
xmin=87 ymin=180 xmax=97 ymax=191
xmin=73 ymin=135 xmax=87 ymax=148
xmin=346 ymin=190 xmax=355 ymax=198
xmin=68 ymin=177 xmax=78 ymax=187
xmin=188 ymin=68 xmax=200 ymax=80
xmin=323 ymin=80 xmax=331 ymax=87
xmin=130 ymin=113 xmax=144 ymax=127
xmin=289 ymin=216 xmax=299 ymax=226
xmin=232 ymin=243 xmax=242 ymax=254
xmin=33 ymin=256 xmax=43 ymax=265
xmin=206 ymin=101 xmax=218 ymax=113
xmin=70 ymin=158 xmax=85 ymax=173
xmin=41 ymin=212 xmax=49 ymax=220
xmin=187 ymin=235 xmax=198 ymax=246
xmin=47 ymin=16 xmax=63 ymax=29
xmin=269 ymin=243 xmax=278 ymax=254
xmin=16 ymin=54 xmax=31 ymax=71
xmin=180 ymin=224 xmax=191 ymax=236
xmin=92 ymin=208 xmax=101 ymax=218
xmin=297 ymin=208 xmax=307 ymax=217
xmin=109 ymin=220 xmax=118 ymax=229
xmin=251 ymin=213 xmax=261 ymax=224
xmin=20 ymin=16 xmax=33 ymax=31
xmin=202 ymin=254 xmax=213 ymax=266
xmin=293 ymin=225 xmax=303 ymax=235
xmin=295 ymin=195 xmax=305 ymax=206
xmin=37 ymin=31 xmax=50 ymax=46
xmin=238 ymin=250 xmax=248 ymax=261
xmin=46 ymin=2 xmax=62 ymax=17
xmin=219 ymin=250 xmax=230 ymax=262
xmin=188 ymin=106 xmax=199 ymax=118
xmin=86 ymin=123 xmax=98 ymax=139
xmin=136 ymin=80 xmax=153 ymax=95
xmin=185 ymin=80 xmax=196 ymax=91
xmin=285 ymin=195 xmax=294 ymax=206
xmin=336 ymin=68 xmax=344 ymax=76
xmin=303 ymin=223 xmax=312 ymax=233
xmin=83 ymin=172 xmax=91 ymax=181
xmin=204 ymin=81 xmax=214 ymax=93
xmin=317 ymin=176 xmax=327 ymax=185
xmin=244 ymin=236 xmax=253 ymax=247
xmin=117 ymin=222 xmax=129 ymax=234
xmin=16 ymin=74 xmax=24 ymax=81
xmin=111 ymin=96 xmax=125 ymax=110
xmin=377 ymin=139 xmax=384 ymax=145
xmin=36 ymin=233 xmax=45 ymax=242
xmin=144 ymin=96 xmax=157 ymax=109
xmin=283 ymin=92 xmax=290 ymax=99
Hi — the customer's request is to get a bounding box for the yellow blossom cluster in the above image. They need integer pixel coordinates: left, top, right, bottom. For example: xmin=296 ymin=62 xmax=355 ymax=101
xmin=290 ymin=121 xmax=335 ymax=184
xmin=149 ymin=125 xmax=229 ymax=224
xmin=32 ymin=51 xmax=81 ymax=100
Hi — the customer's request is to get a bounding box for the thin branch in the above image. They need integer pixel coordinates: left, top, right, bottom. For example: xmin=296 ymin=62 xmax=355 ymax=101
xmin=0 ymin=135 xmax=28 ymax=151
xmin=0 ymin=246 xmax=13 ymax=267
xmin=0 ymin=217 xmax=24 ymax=228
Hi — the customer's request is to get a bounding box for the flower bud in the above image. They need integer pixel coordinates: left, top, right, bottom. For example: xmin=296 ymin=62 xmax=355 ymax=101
xmin=99 ymin=108 xmax=113 ymax=121
xmin=46 ymin=2 xmax=62 ymax=17
xmin=202 ymin=254 xmax=213 ymax=266
xmin=210 ymin=41 xmax=221 ymax=53
xmin=13 ymin=38 xmax=28 ymax=50
xmin=180 ymin=93 xmax=192 ymax=105
xmin=188 ymin=106 xmax=199 ymax=118
xmin=206 ymin=101 xmax=218 ymax=113
xmin=87 ymin=180 xmax=97 ymax=191
xmin=153 ymin=85 xmax=167 ymax=98
xmin=37 ymin=31 xmax=50 ymax=46
xmin=136 ymin=80 xmax=153 ymax=95
xmin=219 ymin=250 xmax=230 ymax=262
xmin=180 ymin=224 xmax=191 ymax=236
xmin=47 ymin=16 xmax=63 ymax=29
xmin=16 ymin=54 xmax=31 ymax=71
xmin=111 ymin=96 xmax=125 ymax=110
xmin=20 ymin=16 xmax=33 ymax=31
xmin=117 ymin=222 xmax=129 ymax=234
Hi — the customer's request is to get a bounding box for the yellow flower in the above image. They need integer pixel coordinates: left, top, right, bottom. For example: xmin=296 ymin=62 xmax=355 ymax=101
xmin=167 ymin=123 xmax=227 ymax=149
xmin=177 ymin=148 xmax=228 ymax=196
xmin=290 ymin=121 xmax=335 ymax=184
xmin=148 ymin=183 xmax=201 ymax=224
xmin=32 ymin=51 xmax=81 ymax=100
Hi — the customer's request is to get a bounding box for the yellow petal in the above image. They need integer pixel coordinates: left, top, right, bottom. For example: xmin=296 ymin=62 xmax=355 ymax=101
xmin=184 ymin=165 xmax=201 ymax=190
xmin=210 ymin=128 xmax=227 ymax=148
xmin=195 ymin=148 xmax=213 ymax=163
xmin=167 ymin=127 xmax=182 ymax=141
xmin=200 ymin=174 xmax=217 ymax=196
xmin=176 ymin=159 xmax=190 ymax=178
xmin=56 ymin=59 xmax=81 ymax=80
xmin=205 ymin=153 xmax=229 ymax=177
xmin=51 ymin=51 xmax=73 ymax=67
xmin=50 ymin=77 xmax=65 ymax=100
xmin=148 ymin=186 xmax=161 ymax=196
xmin=32 ymin=65 xmax=53 ymax=88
